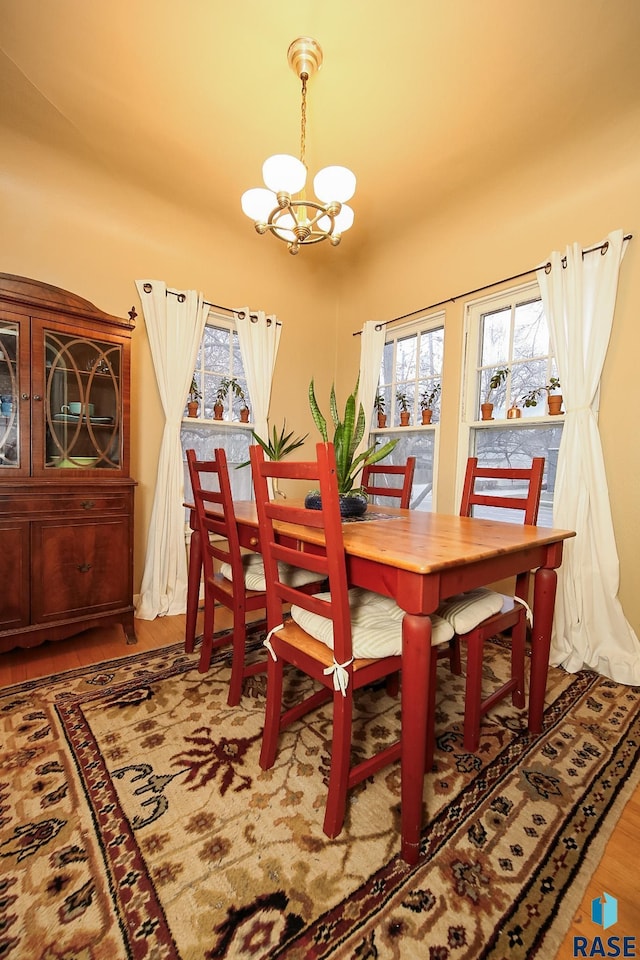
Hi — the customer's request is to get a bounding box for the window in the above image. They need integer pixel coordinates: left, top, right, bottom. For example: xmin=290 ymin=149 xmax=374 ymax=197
xmin=460 ymin=283 xmax=563 ymax=526
xmin=371 ymin=313 xmax=444 ymax=511
xmin=181 ymin=314 xmax=254 ymax=505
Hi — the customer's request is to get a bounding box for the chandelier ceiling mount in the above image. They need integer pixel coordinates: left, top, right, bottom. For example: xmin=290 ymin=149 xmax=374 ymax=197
xmin=241 ymin=37 xmax=356 ymax=255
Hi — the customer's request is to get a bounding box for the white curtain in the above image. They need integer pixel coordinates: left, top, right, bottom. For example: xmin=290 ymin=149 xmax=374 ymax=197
xmin=536 ymin=229 xmax=640 ymax=684
xmin=135 ymin=280 xmax=209 ymax=619
xmin=234 ymin=307 xmax=281 ymax=444
xmin=355 ymin=320 xmax=386 ymax=460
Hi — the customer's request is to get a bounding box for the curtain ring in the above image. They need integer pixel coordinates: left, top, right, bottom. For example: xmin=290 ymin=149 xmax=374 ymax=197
xmin=375 ymin=323 xmax=384 ymax=331
xmin=236 ymin=310 xmax=246 ymax=320
xmin=177 ymin=293 xmax=186 ymax=303
xmin=143 ymin=282 xmax=153 ymax=293
xmin=601 ymin=241 xmax=609 ymax=256
xmin=544 ymin=262 xmax=552 ymax=274
xmin=250 ymin=313 xmax=259 ymax=323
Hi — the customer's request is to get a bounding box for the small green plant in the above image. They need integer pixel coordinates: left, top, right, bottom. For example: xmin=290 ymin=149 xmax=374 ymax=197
xmin=420 ymin=382 xmax=441 ymax=410
xmin=373 ymin=391 xmax=386 ymax=414
xmin=485 ymin=366 xmax=510 ymax=401
xmin=396 ymin=390 xmax=410 ymax=413
xmin=521 ymin=377 xmax=561 ymax=408
xmin=218 ymin=376 xmax=247 ymax=408
xmin=309 ymin=378 xmax=399 ymax=495
xmin=238 ymin=421 xmax=308 ymax=468
xmin=189 ymin=376 xmax=202 ymax=402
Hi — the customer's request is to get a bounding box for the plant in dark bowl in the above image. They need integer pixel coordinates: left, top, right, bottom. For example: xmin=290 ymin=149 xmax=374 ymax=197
xmin=308 ymin=378 xmax=398 ymax=516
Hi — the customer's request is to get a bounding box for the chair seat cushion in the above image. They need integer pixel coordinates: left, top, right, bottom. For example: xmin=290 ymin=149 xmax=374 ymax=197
xmin=220 ymin=553 xmax=320 ymax=592
xmin=290 ymin=587 xmax=454 ymax=659
xmin=436 ymin=588 xmax=505 ymax=634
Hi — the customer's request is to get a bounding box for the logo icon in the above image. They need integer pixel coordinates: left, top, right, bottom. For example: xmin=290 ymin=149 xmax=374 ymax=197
xmin=591 ymin=893 xmax=618 ymax=930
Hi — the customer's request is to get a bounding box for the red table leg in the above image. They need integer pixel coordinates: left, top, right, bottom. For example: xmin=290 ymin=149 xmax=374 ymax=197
xmin=528 ymin=565 xmax=557 ymax=735
xmin=185 ymin=512 xmax=202 ymax=654
xmin=401 ymin=612 xmax=433 ymax=865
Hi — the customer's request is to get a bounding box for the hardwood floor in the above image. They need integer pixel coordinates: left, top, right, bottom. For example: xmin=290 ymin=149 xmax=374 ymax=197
xmin=2 ymin=614 xmax=638 ymax=956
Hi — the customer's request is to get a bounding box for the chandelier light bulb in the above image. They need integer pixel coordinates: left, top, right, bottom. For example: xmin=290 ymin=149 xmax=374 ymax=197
xmin=241 ymin=187 xmax=277 ymax=223
xmin=313 ymin=165 xmax=356 ymax=204
xmin=262 ymin=154 xmax=307 ymax=195
xmin=333 ymin=203 xmax=355 ymax=233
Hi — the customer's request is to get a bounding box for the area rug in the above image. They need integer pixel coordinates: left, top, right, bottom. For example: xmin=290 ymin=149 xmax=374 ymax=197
xmin=1 ymin=630 xmax=639 ymax=960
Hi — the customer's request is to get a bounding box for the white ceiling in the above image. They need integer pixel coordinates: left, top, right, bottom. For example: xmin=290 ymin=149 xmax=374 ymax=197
xmin=2 ymin=0 xmax=640 ymax=258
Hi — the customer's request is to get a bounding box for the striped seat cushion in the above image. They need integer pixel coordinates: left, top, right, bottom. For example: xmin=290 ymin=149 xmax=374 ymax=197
xmin=436 ymin=588 xmax=505 ymax=634
xmin=220 ymin=553 xmax=320 ymax=592
xmin=291 ymin=587 xmax=455 ymax=659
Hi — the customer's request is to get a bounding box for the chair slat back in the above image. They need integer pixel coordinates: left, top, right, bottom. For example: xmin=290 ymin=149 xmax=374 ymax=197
xmin=460 ymin=457 xmax=545 ymax=526
xmin=250 ymin=442 xmax=353 ymax=664
xmin=186 ymin=448 xmax=244 ymax=583
xmin=362 ymin=456 xmax=416 ymax=509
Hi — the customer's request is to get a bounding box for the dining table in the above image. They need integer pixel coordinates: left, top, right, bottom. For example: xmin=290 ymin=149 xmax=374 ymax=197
xmin=185 ymin=500 xmax=575 ymax=865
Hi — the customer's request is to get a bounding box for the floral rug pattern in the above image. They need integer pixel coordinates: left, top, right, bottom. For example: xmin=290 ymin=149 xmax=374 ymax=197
xmin=1 ymin=631 xmax=639 ymax=959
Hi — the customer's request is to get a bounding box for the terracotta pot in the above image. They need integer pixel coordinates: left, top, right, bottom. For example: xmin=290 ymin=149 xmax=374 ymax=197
xmin=213 ymin=402 xmax=224 ymax=420
xmin=507 ymin=404 xmax=521 ymax=419
xmin=421 ymin=409 xmax=433 ymax=425
xmin=400 ymin=411 xmax=410 ymax=426
xmin=548 ymin=394 xmax=563 ymax=415
xmin=480 ymin=402 xmax=494 ymax=421
xmin=240 ymin=407 xmax=250 ymax=423
xmin=187 ymin=401 xmax=199 ymax=418
xmin=377 ymin=412 xmax=387 ymax=428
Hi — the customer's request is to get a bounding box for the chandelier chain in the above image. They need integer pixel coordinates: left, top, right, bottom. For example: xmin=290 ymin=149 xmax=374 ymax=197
xmin=300 ymin=74 xmax=308 ymax=168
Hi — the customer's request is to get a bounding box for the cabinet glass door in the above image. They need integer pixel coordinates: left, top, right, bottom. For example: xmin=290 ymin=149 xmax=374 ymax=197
xmin=0 ymin=320 xmax=20 ymax=470
xmin=44 ymin=330 xmax=123 ymax=471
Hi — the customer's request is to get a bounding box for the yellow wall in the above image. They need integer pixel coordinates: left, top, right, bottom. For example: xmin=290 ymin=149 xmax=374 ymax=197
xmin=338 ymin=106 xmax=640 ymax=632
xmin=2 ymin=104 xmax=639 ymax=633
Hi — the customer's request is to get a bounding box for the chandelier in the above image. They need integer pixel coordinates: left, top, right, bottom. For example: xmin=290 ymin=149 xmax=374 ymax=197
xmin=241 ymin=37 xmax=356 ymax=255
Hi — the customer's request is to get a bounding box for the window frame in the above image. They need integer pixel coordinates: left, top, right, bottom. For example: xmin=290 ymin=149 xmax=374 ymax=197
xmin=457 ymin=281 xmax=565 ymax=522
xmin=371 ymin=311 xmax=445 ymax=512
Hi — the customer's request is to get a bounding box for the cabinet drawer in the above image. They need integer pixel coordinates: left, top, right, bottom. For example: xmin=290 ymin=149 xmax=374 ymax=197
xmin=31 ymin=516 xmax=131 ymax=623
xmin=0 ymin=491 xmax=130 ymax=517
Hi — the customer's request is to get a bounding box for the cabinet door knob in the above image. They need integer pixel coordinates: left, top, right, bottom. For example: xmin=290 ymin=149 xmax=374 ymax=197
xmin=33 ymin=394 xmax=42 ymax=401
xmin=81 ymin=500 xmax=95 ymax=510
xmin=21 ymin=393 xmax=30 ymax=400
xmin=77 ymin=562 xmax=92 ymax=573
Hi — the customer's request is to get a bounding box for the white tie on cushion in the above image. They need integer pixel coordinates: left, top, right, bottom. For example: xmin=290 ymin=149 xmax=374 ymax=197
xmin=290 ymin=587 xmax=454 ymax=659
xmin=436 ymin=588 xmax=505 ymax=634
xmin=220 ymin=553 xmax=320 ymax=591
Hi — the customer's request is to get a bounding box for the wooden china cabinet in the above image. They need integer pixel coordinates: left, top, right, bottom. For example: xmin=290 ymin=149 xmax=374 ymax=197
xmin=0 ymin=274 xmax=137 ymax=654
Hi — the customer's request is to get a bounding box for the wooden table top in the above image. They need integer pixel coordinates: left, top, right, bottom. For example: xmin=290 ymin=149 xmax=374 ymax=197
xmin=232 ymin=500 xmax=575 ymax=576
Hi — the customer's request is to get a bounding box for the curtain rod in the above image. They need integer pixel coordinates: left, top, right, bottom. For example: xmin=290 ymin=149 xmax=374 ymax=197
xmin=353 ymin=233 xmax=633 ymax=335
xmin=141 ymin=283 xmax=281 ymax=326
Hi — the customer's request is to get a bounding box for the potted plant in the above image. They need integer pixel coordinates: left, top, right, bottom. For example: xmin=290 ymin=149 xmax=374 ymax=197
xmin=238 ymin=420 xmax=308 ymax=497
xmin=187 ymin=376 xmax=201 ymax=418
xmin=308 ymin=378 xmax=399 ymax=516
xmin=216 ymin=376 xmax=250 ymax=421
xmin=481 ymin=366 xmax=510 ymax=421
xmin=419 ymin=382 xmax=441 ymax=424
xmin=396 ymin=389 xmax=411 ymax=426
xmin=374 ymin=391 xmax=387 ymax=428
xmin=521 ymin=377 xmax=562 ymax=415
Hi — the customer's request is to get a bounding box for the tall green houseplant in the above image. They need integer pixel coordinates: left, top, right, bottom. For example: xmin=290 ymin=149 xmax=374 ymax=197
xmin=309 ymin=379 xmax=399 ymax=495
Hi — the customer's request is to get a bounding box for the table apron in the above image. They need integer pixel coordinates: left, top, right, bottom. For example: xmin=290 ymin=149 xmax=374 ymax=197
xmin=347 ymin=541 xmax=563 ymax=615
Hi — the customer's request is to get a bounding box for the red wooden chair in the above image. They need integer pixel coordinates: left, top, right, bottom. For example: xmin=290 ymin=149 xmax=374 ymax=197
xmin=437 ymin=456 xmax=545 ymax=751
xmin=186 ymin=448 xmax=268 ymax=705
xmin=250 ymin=441 xmax=454 ymax=837
xmin=361 ymin=456 xmax=416 ymax=509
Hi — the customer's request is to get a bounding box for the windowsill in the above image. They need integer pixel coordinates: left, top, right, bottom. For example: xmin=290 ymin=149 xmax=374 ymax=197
xmin=182 ymin=418 xmax=254 ymax=429
xmin=472 ymin=413 xmax=565 ymax=426
xmin=371 ymin=423 xmax=439 ymax=433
